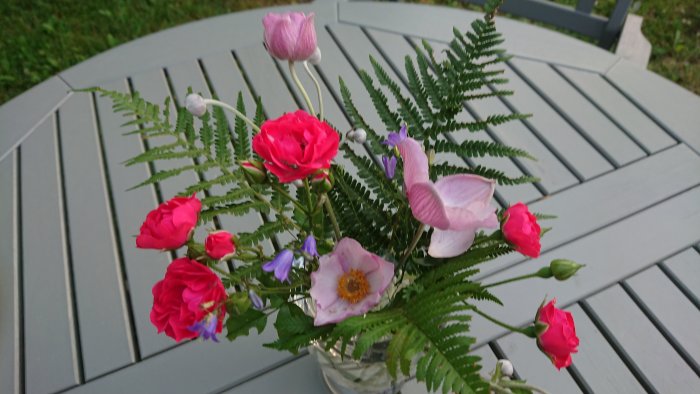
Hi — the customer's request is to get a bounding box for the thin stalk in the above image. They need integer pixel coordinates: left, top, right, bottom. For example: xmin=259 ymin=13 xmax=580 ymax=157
xmin=288 ymin=60 xmax=316 ymax=115
xmin=303 ymin=61 xmax=324 ymax=119
xmin=484 ymin=272 xmax=540 ymax=289
xmin=303 ymin=178 xmax=315 ymax=232
xmin=469 ymin=306 xmax=534 ymax=337
xmin=202 ymin=98 xmax=260 ymax=133
xmin=399 ymin=224 xmax=425 ymax=265
xmin=323 ymin=196 xmax=341 ymax=241
xmin=271 ymin=183 xmax=307 ymax=213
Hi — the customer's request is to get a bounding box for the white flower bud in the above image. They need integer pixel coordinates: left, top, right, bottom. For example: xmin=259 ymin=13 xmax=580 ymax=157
xmin=498 ymin=359 xmax=514 ymax=377
xmin=292 ymin=179 xmax=304 ymax=187
xmin=353 ymin=128 xmax=367 ymax=143
xmin=308 ymin=47 xmax=322 ymax=65
xmin=345 ymin=130 xmax=356 ymax=141
xmin=185 ymin=94 xmax=207 ymax=117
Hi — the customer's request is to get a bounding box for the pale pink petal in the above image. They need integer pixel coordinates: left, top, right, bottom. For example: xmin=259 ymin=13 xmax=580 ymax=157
xmin=365 ymin=256 xmax=394 ymax=294
xmin=397 ymin=138 xmax=429 ymax=191
xmin=309 ymin=256 xmax=344 ymax=310
xmin=293 ymin=13 xmax=317 ymax=61
xmin=334 ymin=238 xmax=377 ymax=273
xmin=408 ymin=182 xmax=450 ymax=229
xmin=434 ymin=174 xmax=495 ymax=207
xmin=428 ymin=228 xmax=477 ymax=258
xmin=313 ymin=298 xmax=352 ymax=326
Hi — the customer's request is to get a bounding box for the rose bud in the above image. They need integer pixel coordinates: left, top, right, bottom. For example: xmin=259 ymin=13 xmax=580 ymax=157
xmin=550 ymin=259 xmax=584 ymax=281
xmin=262 ymin=12 xmax=317 ymax=62
xmin=205 ymin=230 xmax=236 ymax=260
xmin=535 ymin=299 xmax=579 ymax=369
xmin=240 ymin=159 xmax=267 ymax=184
xmin=352 ymin=128 xmax=367 ymax=143
xmin=136 ymin=194 xmax=201 ymax=250
xmin=185 ymin=93 xmax=207 ymax=117
xmin=498 ymin=359 xmax=514 ymax=377
xmin=253 ymin=110 xmax=339 ymax=183
xmin=502 ymin=202 xmax=541 ymax=258
xmin=311 ymin=170 xmax=333 ymax=193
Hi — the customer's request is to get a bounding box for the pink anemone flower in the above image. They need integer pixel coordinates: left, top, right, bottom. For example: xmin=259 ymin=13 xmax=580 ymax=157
xmin=398 ymin=138 xmax=498 ymax=258
xmin=309 ymin=238 xmax=394 ymax=326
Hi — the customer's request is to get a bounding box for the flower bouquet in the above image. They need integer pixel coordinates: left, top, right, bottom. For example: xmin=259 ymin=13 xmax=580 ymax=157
xmin=92 ymin=1 xmax=582 ymax=392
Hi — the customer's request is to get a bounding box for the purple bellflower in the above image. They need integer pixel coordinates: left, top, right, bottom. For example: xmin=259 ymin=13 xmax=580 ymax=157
xmin=382 ymin=156 xmax=397 ymax=179
xmin=248 ymin=289 xmax=265 ymax=310
xmin=188 ymin=314 xmax=220 ymax=342
xmin=263 ymin=249 xmax=294 ymax=283
xmin=382 ymin=124 xmax=408 ymax=148
xmin=301 ymin=235 xmax=319 ymax=257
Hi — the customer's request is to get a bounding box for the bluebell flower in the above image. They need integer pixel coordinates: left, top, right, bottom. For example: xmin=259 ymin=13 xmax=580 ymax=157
xmin=188 ymin=314 xmax=219 ymax=342
xmin=382 ymin=124 xmax=408 ymax=148
xmin=301 ymin=235 xmax=319 ymax=257
xmin=262 ymin=249 xmax=294 ymax=283
xmin=248 ymin=289 xmax=265 ymax=310
xmin=382 ymin=156 xmax=397 ymax=179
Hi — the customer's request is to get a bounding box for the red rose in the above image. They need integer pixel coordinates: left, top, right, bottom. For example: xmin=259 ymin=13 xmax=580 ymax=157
xmin=502 ymin=202 xmax=541 ymax=258
xmin=136 ymin=194 xmax=201 ymax=250
xmin=150 ymin=258 xmax=227 ymax=342
xmin=536 ymin=299 xmax=579 ymax=369
xmin=252 ymin=110 xmax=339 ymax=182
xmin=205 ymin=231 xmax=236 ymax=260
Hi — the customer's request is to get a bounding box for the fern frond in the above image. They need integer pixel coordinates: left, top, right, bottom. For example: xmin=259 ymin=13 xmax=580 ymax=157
xmin=200 ymin=201 xmax=270 ymax=223
xmin=431 ymin=163 xmax=539 ymax=186
xmin=433 ymin=139 xmax=535 ymax=160
xmin=233 ymin=92 xmax=251 ymax=161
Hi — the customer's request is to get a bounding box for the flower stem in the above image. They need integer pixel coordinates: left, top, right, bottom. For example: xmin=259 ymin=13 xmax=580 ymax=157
xmin=323 ymin=195 xmax=341 ymax=241
xmin=271 ymin=183 xmax=307 ymax=213
xmin=202 ymin=98 xmax=261 ymax=133
xmin=303 ymin=61 xmax=324 ymax=120
xmin=303 ymin=178 xmax=315 ymax=232
xmin=288 ymin=61 xmax=316 ymax=115
xmin=400 ymin=224 xmax=425 ymax=265
xmin=469 ymin=306 xmax=534 ymax=337
xmin=483 ymin=273 xmax=541 ymax=289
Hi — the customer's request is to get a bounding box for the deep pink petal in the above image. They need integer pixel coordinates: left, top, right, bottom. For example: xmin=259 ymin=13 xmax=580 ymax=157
xmin=408 ymin=182 xmax=450 ymax=229
xmin=428 ymin=228 xmax=477 ymax=258
xmin=397 ymin=138 xmax=429 ymax=191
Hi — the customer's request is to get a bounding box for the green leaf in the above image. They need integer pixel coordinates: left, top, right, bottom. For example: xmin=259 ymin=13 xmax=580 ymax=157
xmin=225 ymin=306 xmax=268 ymax=341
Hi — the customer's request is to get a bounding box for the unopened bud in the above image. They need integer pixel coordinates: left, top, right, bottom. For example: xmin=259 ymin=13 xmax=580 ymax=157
xmin=346 ymin=130 xmax=356 ymax=141
xmin=550 ymin=259 xmax=584 ymax=281
xmin=308 ymin=47 xmax=322 ymax=65
xmin=248 ymin=289 xmax=264 ymax=310
xmin=498 ymin=359 xmax=514 ymax=377
xmin=240 ymin=159 xmax=267 ymax=184
xmin=311 ymin=170 xmax=333 ymax=193
xmin=353 ymin=128 xmax=367 ymax=143
xmin=185 ymin=93 xmax=207 ymax=117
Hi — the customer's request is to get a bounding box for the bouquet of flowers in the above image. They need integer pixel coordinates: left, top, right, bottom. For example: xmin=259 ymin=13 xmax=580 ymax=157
xmin=93 ymin=1 xmax=582 ymax=392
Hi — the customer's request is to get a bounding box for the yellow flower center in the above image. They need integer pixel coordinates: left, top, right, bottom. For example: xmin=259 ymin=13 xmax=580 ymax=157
xmin=337 ymin=269 xmax=370 ymax=304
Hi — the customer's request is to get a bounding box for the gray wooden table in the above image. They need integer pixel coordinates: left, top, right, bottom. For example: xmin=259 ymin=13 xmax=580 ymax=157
xmin=2 ymin=1 xmax=700 ymax=393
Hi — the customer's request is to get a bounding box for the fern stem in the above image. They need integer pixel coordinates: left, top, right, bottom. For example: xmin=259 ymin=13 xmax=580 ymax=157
xmin=470 ymin=306 xmax=533 ymax=337
xmin=288 ymin=61 xmax=316 ymax=116
xmin=323 ymin=195 xmax=341 ymax=241
xmin=303 ymin=61 xmax=324 ymax=120
xmin=203 ymin=99 xmax=261 ymax=133
xmin=483 ymin=272 xmax=540 ymax=289
xmin=400 ymin=224 xmax=426 ymax=265
xmin=272 ymin=183 xmax=307 ymax=213
xmin=500 ymin=380 xmax=551 ymax=394
xmin=303 ymin=178 xmax=314 ymax=232
xmin=209 ymin=263 xmax=231 ymax=277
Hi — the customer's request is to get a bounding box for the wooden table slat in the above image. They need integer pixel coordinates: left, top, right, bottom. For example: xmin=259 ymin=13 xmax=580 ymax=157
xmin=662 ymin=248 xmax=700 ymax=307
xmin=57 ymin=93 xmax=136 ymax=379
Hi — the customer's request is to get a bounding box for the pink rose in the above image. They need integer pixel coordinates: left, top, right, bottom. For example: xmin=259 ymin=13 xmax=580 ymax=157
xmin=150 ymin=258 xmax=227 ymax=342
xmin=309 ymin=238 xmax=394 ymax=326
xmin=253 ymin=110 xmax=339 ymax=183
xmin=136 ymin=195 xmax=201 ymax=250
xmin=205 ymin=231 xmax=236 ymax=260
xmin=502 ymin=202 xmax=541 ymax=258
xmin=262 ymin=12 xmax=317 ymax=61
xmin=536 ymin=299 xmax=579 ymax=369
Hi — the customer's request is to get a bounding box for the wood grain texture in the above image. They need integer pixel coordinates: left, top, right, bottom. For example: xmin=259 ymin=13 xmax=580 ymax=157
xmin=663 ymin=249 xmax=700 ymax=305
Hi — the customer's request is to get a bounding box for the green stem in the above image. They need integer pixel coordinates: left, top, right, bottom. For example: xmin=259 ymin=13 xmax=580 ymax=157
xmin=303 ymin=61 xmax=324 ymax=119
xmin=323 ymin=195 xmax=341 ymax=241
xmin=470 ymin=306 xmax=533 ymax=337
xmin=400 ymin=224 xmax=425 ymax=265
xmin=501 ymin=381 xmax=551 ymax=394
xmin=271 ymin=183 xmax=307 ymax=213
xmin=484 ymin=272 xmax=541 ymax=289
xmin=202 ymin=98 xmax=261 ymax=133
xmin=288 ymin=61 xmax=316 ymax=115
xmin=303 ymin=179 xmax=315 ymax=232
xmin=209 ymin=264 xmax=231 ymax=277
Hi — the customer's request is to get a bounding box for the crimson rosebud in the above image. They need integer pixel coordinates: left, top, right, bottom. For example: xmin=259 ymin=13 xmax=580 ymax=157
xmin=240 ymin=159 xmax=267 ymax=184
xmin=535 ymin=299 xmax=579 ymax=369
xmin=253 ymin=110 xmax=339 ymax=183
xmin=262 ymin=12 xmax=317 ymax=61
xmin=502 ymin=202 xmax=541 ymax=258
xmin=205 ymin=230 xmax=236 ymax=260
xmin=136 ymin=194 xmax=201 ymax=250
xmin=150 ymin=258 xmax=227 ymax=342
xmin=311 ymin=170 xmax=333 ymax=193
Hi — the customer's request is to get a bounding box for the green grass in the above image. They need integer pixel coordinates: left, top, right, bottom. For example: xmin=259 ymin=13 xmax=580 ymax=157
xmin=0 ymin=0 xmax=698 ymax=105
xmin=0 ymin=0 xmax=308 ymax=105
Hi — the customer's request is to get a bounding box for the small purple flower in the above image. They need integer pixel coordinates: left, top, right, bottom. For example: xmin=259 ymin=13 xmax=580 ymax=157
xmin=188 ymin=314 xmax=220 ymax=342
xmin=301 ymin=235 xmax=319 ymax=257
xmin=382 ymin=124 xmax=408 ymax=148
xmin=262 ymin=249 xmax=294 ymax=283
xmin=382 ymin=156 xmax=397 ymax=179
xmin=248 ymin=289 xmax=265 ymax=310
